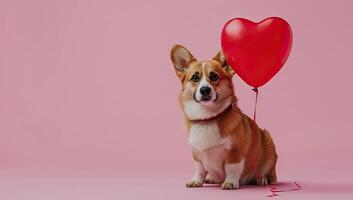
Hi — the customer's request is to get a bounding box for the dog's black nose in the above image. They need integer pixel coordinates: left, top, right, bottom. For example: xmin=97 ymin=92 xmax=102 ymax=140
xmin=200 ymin=86 xmax=211 ymax=96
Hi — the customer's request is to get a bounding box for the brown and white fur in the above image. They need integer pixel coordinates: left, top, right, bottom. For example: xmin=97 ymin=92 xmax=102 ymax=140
xmin=170 ymin=44 xmax=278 ymax=190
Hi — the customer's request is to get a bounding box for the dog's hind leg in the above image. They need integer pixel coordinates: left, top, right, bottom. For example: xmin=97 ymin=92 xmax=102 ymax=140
xmin=267 ymin=164 xmax=277 ymax=184
xmin=257 ymin=161 xmax=277 ymax=185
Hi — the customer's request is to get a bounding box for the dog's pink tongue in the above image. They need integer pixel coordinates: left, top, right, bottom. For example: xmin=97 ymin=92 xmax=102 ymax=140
xmin=200 ymin=101 xmax=213 ymax=106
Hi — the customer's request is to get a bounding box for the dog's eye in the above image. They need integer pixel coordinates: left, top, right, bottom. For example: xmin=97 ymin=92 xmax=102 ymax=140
xmin=209 ymin=72 xmax=219 ymax=81
xmin=190 ymin=74 xmax=200 ymax=82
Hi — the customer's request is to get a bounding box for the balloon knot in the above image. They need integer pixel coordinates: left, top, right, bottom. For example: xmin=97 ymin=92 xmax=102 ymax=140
xmin=252 ymin=87 xmax=258 ymax=92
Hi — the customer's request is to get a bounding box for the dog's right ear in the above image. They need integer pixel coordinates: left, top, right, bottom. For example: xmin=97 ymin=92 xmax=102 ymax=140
xmin=170 ymin=44 xmax=196 ymax=78
xmin=213 ymin=51 xmax=235 ymax=77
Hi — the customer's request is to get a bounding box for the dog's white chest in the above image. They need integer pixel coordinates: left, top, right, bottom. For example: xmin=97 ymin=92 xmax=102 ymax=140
xmin=188 ymin=121 xmax=223 ymax=151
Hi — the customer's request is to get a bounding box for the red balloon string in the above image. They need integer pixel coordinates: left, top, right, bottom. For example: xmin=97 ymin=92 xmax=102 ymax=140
xmin=250 ymin=88 xmax=301 ymax=197
xmin=252 ymin=87 xmax=259 ymax=122
xmin=250 ymin=88 xmax=260 ymax=182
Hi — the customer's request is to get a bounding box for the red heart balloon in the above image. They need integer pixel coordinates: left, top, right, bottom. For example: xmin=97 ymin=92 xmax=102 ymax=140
xmin=221 ymin=17 xmax=293 ymax=88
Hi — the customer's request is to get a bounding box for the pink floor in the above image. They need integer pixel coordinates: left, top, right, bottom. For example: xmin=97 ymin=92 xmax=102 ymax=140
xmin=1 ymin=170 xmax=352 ymax=200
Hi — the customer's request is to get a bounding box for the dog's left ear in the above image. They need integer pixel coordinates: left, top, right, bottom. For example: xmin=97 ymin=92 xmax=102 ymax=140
xmin=213 ymin=51 xmax=235 ymax=77
xmin=170 ymin=44 xmax=196 ymax=78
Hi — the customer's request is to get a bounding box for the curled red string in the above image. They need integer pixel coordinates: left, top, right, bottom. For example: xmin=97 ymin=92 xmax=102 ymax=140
xmin=267 ymin=182 xmax=301 ymax=197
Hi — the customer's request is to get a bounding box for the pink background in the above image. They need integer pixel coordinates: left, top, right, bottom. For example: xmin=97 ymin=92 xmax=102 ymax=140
xmin=1 ymin=0 xmax=353 ymax=199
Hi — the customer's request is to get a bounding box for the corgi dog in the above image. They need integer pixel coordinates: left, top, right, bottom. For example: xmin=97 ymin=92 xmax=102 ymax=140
xmin=170 ymin=44 xmax=278 ymax=190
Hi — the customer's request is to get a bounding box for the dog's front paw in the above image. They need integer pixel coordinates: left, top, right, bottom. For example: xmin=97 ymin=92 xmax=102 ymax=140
xmin=186 ymin=180 xmax=203 ymax=188
xmin=221 ymin=181 xmax=239 ymax=190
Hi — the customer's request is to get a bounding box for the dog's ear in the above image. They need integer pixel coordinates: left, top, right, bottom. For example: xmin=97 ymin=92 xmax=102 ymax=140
xmin=213 ymin=51 xmax=235 ymax=77
xmin=170 ymin=44 xmax=196 ymax=78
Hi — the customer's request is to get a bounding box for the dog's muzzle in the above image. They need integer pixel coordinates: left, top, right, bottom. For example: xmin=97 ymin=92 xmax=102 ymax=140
xmin=200 ymin=86 xmax=212 ymax=101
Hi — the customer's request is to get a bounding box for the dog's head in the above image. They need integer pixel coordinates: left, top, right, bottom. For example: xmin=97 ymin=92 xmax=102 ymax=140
xmin=170 ymin=44 xmax=236 ymax=120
